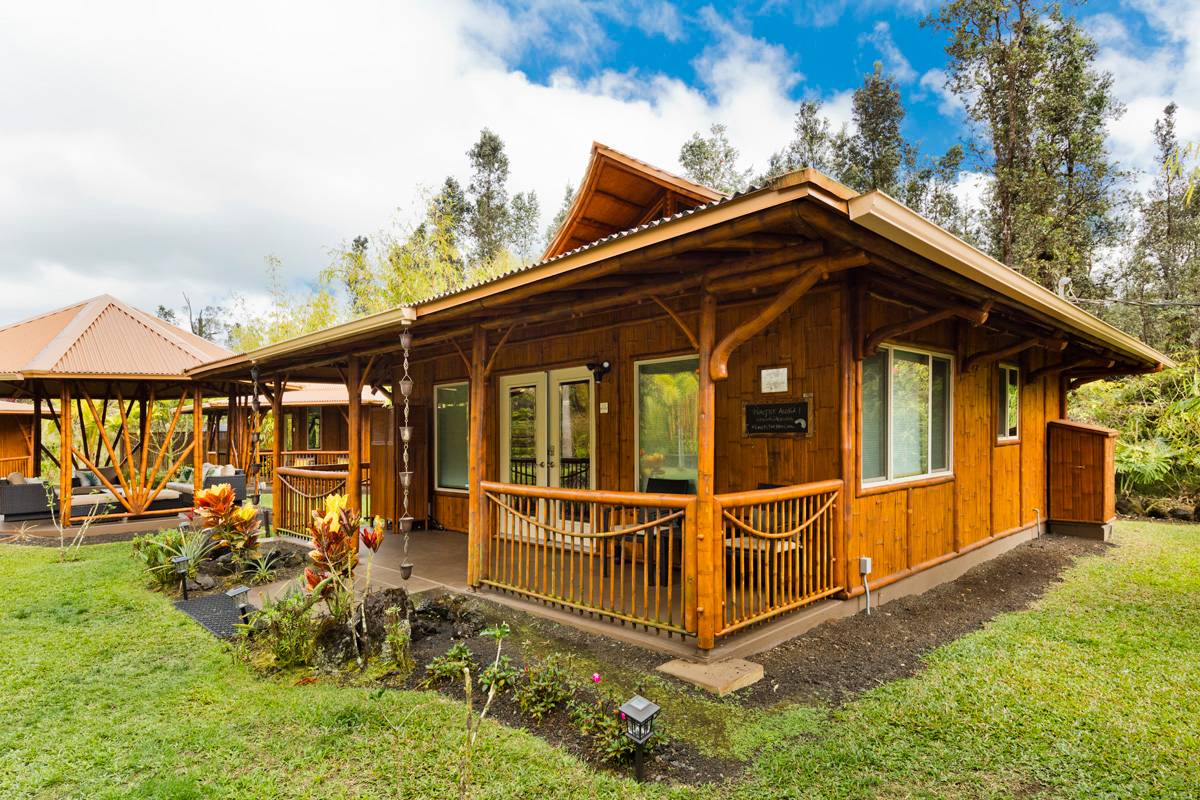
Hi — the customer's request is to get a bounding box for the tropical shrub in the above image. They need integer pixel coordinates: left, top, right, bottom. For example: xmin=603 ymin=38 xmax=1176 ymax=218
xmin=423 ymin=642 xmax=477 ymax=685
xmin=303 ymin=494 xmax=362 ymax=621
xmin=242 ymin=588 xmax=319 ymax=670
xmin=480 ymin=654 xmax=518 ymax=695
xmin=513 ymin=657 xmax=573 ymax=720
xmin=132 ymin=528 xmax=216 ymax=590
xmin=195 ymin=483 xmax=260 ymax=565
xmin=1072 ymin=359 xmax=1200 ymax=498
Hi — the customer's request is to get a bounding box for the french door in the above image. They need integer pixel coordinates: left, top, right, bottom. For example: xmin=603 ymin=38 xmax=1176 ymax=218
xmin=499 ymin=367 xmax=595 ymax=489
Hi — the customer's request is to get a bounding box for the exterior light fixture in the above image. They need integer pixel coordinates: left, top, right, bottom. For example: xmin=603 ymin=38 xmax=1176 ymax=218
xmin=225 ymin=585 xmax=252 ymax=625
xmin=587 ymin=360 xmax=612 ymax=383
xmin=171 ymin=555 xmax=191 ymax=600
xmin=619 ymin=694 xmax=660 ymax=782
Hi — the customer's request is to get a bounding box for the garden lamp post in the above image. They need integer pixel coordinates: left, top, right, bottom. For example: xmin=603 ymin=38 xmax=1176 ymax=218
xmin=225 ymin=585 xmax=251 ymax=625
xmin=619 ymin=694 xmax=660 ymax=782
xmin=171 ymin=555 xmax=190 ymax=600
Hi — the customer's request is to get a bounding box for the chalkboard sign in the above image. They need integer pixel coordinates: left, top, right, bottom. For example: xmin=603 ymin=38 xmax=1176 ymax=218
xmin=744 ymin=398 xmax=811 ymax=436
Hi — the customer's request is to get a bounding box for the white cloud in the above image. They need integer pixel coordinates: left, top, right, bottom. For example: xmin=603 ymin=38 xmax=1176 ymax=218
xmin=635 ymin=1 xmax=684 ymax=43
xmin=0 ymin=0 xmax=837 ymax=326
xmin=918 ymin=68 xmax=964 ymax=117
xmin=861 ymin=21 xmax=917 ymax=83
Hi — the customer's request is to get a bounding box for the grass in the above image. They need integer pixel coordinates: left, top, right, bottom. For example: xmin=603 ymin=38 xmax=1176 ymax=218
xmin=1 ymin=521 xmax=1197 ymax=799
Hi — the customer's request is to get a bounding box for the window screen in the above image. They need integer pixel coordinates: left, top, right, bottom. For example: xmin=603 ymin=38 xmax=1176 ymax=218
xmin=434 ymin=383 xmax=469 ymax=490
xmin=862 ymin=346 xmax=953 ymax=485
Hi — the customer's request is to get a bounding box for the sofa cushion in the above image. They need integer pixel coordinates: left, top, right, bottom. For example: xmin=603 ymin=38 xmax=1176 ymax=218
xmin=6 ymin=472 xmax=25 ymax=485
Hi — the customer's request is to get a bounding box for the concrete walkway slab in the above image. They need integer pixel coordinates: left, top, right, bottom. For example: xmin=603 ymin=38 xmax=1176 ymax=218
xmin=656 ymin=657 xmax=764 ymax=695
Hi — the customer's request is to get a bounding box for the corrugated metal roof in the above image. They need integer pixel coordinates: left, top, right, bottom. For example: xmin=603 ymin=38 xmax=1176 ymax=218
xmin=0 ymin=295 xmax=232 ymax=378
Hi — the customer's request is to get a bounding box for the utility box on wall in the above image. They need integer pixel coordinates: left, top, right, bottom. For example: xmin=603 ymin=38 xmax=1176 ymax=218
xmin=1046 ymin=420 xmax=1118 ymax=540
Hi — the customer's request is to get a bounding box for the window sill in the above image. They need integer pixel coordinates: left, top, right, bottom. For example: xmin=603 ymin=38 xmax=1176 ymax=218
xmin=995 ymin=438 xmax=1021 ymax=447
xmin=434 ymin=487 xmax=469 ymax=495
xmin=858 ymin=473 xmax=954 ymax=497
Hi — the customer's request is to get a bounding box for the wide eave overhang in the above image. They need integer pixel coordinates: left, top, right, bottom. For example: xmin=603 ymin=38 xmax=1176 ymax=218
xmin=190 ymin=169 xmax=1172 ymax=379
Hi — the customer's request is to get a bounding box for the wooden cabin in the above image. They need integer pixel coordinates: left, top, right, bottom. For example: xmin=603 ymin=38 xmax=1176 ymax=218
xmin=193 ymin=144 xmax=1171 ymax=651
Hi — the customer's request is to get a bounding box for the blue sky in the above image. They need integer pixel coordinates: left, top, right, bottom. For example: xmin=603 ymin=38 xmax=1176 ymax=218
xmin=0 ymin=1 xmax=1196 ymax=325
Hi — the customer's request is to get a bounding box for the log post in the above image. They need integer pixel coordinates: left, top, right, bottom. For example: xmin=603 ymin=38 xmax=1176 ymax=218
xmin=32 ymin=386 xmax=42 ymax=477
xmin=192 ymin=388 xmax=203 ymax=500
xmin=271 ymin=377 xmax=283 ymax=525
xmin=695 ymin=292 xmax=719 ymax=650
xmin=347 ymin=356 xmax=362 ymax=515
xmin=59 ymin=383 xmax=72 ymax=529
xmin=467 ymin=324 xmax=488 ymax=587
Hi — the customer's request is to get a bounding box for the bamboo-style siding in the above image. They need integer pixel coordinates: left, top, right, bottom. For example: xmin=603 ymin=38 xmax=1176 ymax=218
xmin=274 ymin=463 xmax=372 ymax=539
xmin=715 ymin=480 xmax=843 ymax=635
xmin=481 ymin=480 xmax=694 ymax=636
xmin=0 ymin=455 xmax=32 ymax=476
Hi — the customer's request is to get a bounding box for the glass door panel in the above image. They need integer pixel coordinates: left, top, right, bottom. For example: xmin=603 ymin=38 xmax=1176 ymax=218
xmin=499 ymin=373 xmax=547 ymax=487
xmin=549 ymin=368 xmax=594 ymax=489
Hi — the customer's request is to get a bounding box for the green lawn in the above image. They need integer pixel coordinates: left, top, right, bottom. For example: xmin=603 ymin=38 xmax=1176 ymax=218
xmin=1 ymin=521 xmax=1197 ymax=799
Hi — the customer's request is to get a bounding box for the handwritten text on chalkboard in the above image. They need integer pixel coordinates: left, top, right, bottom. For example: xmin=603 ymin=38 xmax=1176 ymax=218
xmin=744 ymin=399 xmax=811 ymax=436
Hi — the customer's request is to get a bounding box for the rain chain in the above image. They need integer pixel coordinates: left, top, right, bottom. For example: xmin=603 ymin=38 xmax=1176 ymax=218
xmin=249 ymin=365 xmax=262 ymax=504
xmin=397 ymin=321 xmax=415 ymax=581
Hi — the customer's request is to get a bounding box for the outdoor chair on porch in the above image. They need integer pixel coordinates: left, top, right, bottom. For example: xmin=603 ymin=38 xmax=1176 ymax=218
xmin=619 ymin=477 xmax=692 ymax=583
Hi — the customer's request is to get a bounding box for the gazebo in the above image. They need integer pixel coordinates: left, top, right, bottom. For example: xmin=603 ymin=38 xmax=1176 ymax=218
xmin=0 ymin=295 xmax=240 ymax=526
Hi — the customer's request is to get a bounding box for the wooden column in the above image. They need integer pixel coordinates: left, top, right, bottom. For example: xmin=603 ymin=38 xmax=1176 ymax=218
xmin=466 ymin=324 xmax=488 ymax=587
xmin=271 ymin=378 xmax=283 ymax=525
xmin=838 ymin=279 xmax=857 ymax=594
xmin=32 ymin=386 xmax=42 ymax=477
xmin=347 ymin=357 xmax=362 ymax=515
xmin=58 ymin=383 xmax=72 ymax=529
xmin=192 ymin=388 xmax=203 ymax=500
xmin=695 ymin=292 xmax=719 ymax=650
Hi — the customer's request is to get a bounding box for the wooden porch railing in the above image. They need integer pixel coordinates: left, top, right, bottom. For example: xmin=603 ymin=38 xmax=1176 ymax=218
xmin=0 ymin=455 xmax=33 ymax=476
xmin=259 ymin=449 xmax=358 ymax=486
xmin=274 ymin=462 xmax=371 ymax=539
xmin=481 ymin=481 xmax=694 ymax=636
xmin=714 ymin=479 xmax=844 ymax=636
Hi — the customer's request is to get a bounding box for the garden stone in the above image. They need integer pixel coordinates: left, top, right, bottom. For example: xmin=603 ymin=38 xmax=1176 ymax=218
xmin=314 ymin=621 xmax=358 ymax=669
xmin=194 ymin=574 xmax=216 ymax=590
xmin=360 ymin=587 xmax=411 ymax=643
xmin=1193 ymin=506 xmax=1200 ymax=522
xmin=1115 ymin=496 xmax=1137 ymax=515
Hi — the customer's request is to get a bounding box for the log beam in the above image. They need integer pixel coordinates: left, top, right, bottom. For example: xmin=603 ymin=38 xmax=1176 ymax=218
xmin=704 ymin=250 xmax=866 ymax=295
xmin=192 ymin=388 xmax=204 ymax=500
xmin=962 ymin=336 xmax=1068 ymax=374
xmin=1027 ymin=357 xmax=1114 ymax=384
xmin=862 ymin=301 xmax=992 ymax=358
xmin=58 ymin=384 xmax=72 ymax=529
xmin=709 ymin=258 xmax=862 ymax=381
xmin=650 ymin=295 xmax=698 ymax=349
xmin=271 ymin=377 xmax=283 ymax=526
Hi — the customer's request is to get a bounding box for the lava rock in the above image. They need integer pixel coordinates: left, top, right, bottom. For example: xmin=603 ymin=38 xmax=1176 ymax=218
xmin=194 ymin=574 xmax=217 ymax=590
xmin=1146 ymin=499 xmax=1172 ymax=519
xmin=314 ymin=620 xmax=358 ymax=670
xmin=263 ymin=547 xmax=304 ymax=568
xmin=210 ymin=553 xmax=239 ymax=575
xmin=1115 ymin=496 xmax=1139 ymax=516
xmin=360 ymin=587 xmax=412 ymax=643
xmin=1169 ymin=504 xmax=1194 ymax=521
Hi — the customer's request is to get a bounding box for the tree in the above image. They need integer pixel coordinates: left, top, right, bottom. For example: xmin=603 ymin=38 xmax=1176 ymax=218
xmin=838 ymin=62 xmax=912 ymax=195
xmin=227 ymin=256 xmax=340 ymax=352
xmin=679 ymin=123 xmax=751 ymax=194
xmin=544 ymin=183 xmax=575 ymax=249
xmin=760 ymin=100 xmax=849 ymax=181
xmin=466 ymin=128 xmax=512 ymax=265
xmin=155 ymin=294 xmax=229 ymax=344
xmin=928 ymin=0 xmax=1123 ymax=292
xmin=509 ymin=190 xmax=541 ymax=263
xmin=1106 ymin=103 xmax=1200 ymax=354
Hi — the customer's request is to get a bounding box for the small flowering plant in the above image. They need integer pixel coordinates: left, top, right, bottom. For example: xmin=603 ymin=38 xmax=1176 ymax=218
xmin=195 ymin=483 xmax=261 ymax=565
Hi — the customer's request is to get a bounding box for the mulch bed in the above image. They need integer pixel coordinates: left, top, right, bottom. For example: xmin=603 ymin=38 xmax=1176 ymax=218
xmin=742 ymin=533 xmax=1111 ymax=706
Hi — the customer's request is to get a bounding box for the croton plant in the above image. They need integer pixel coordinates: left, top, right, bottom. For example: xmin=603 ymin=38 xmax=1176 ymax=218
xmin=304 ymin=493 xmax=385 ymax=621
xmin=194 ymin=483 xmax=261 ymax=564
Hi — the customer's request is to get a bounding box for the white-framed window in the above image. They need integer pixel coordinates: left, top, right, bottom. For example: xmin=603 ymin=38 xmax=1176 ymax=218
xmin=997 ymin=364 xmax=1020 ymax=441
xmin=634 ymin=355 xmax=699 ymax=492
xmin=861 ymin=345 xmax=953 ymax=486
xmin=434 ymin=382 xmax=469 ymax=492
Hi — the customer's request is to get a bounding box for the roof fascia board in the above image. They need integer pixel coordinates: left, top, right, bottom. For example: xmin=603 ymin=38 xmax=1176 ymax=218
xmin=847 ymin=191 xmax=1173 ymax=367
